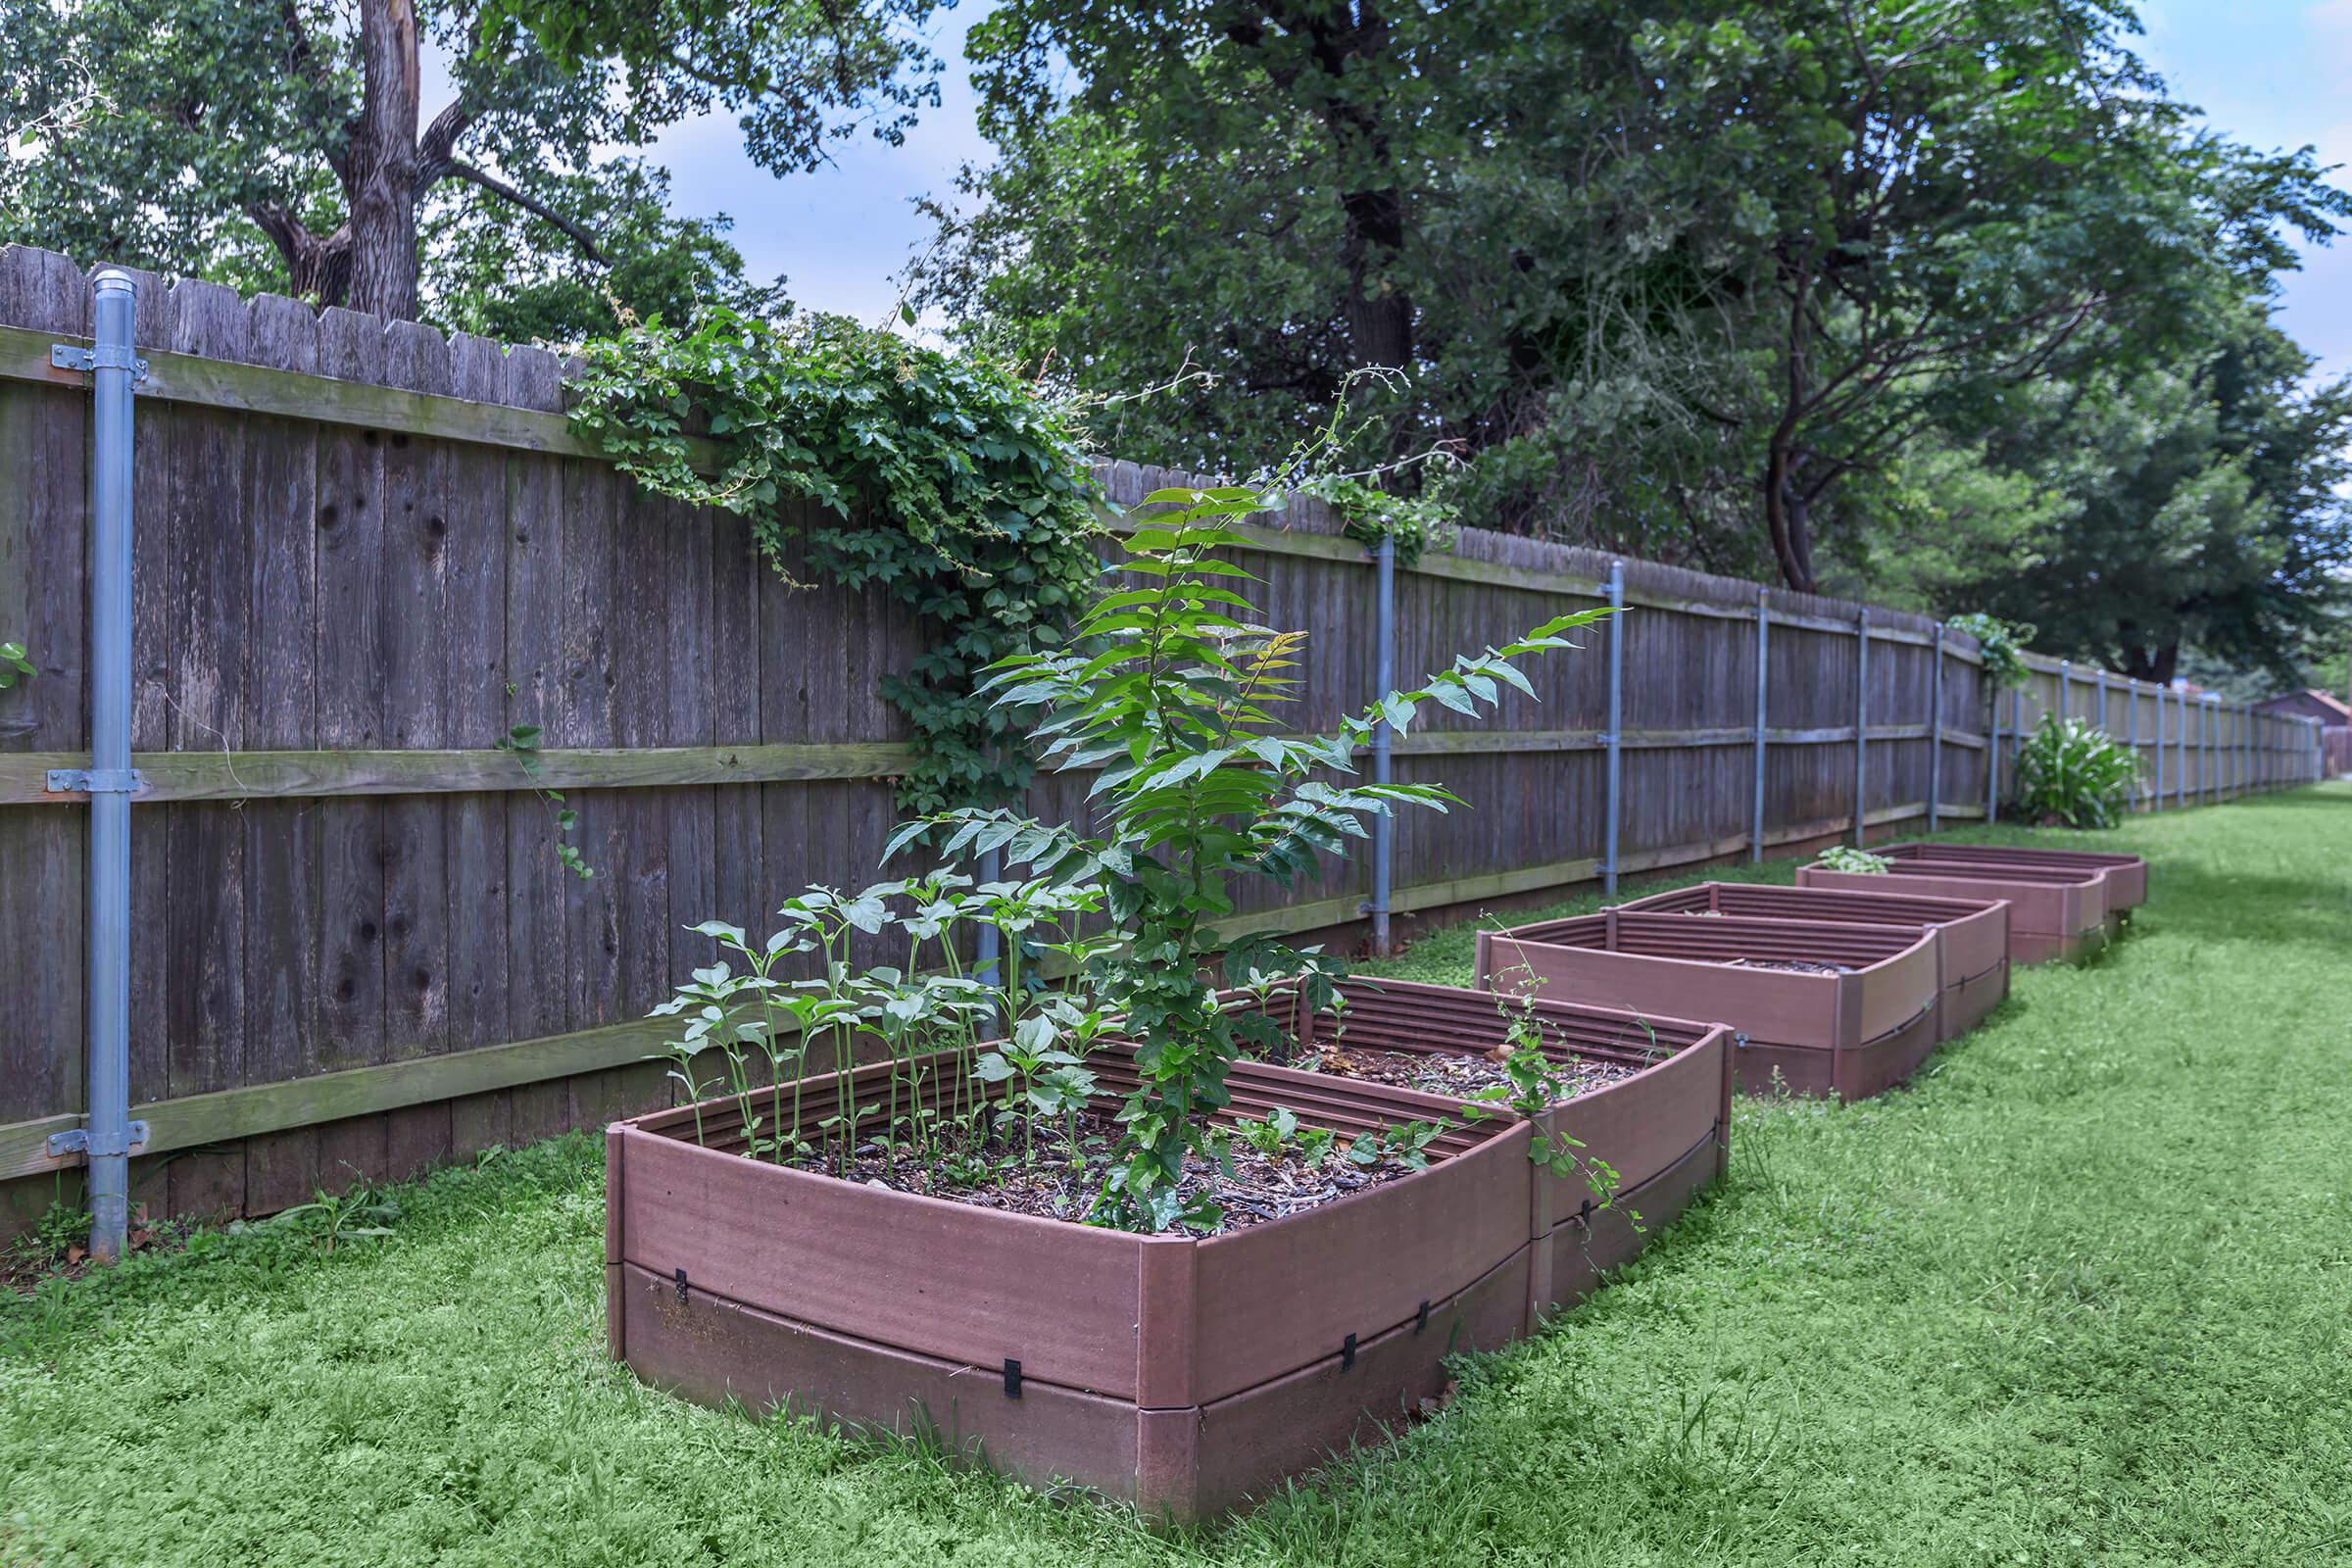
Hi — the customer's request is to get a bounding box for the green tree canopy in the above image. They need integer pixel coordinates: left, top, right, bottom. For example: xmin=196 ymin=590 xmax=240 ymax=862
xmin=0 ymin=0 xmax=941 ymax=327
xmin=1952 ymin=307 xmax=2352 ymax=686
xmin=923 ymin=0 xmax=2350 ymax=605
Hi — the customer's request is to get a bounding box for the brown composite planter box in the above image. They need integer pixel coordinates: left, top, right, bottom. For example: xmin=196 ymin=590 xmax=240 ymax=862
xmin=1475 ymin=910 xmax=1940 ymax=1101
xmin=1221 ymin=976 xmax=1735 ymax=1320
xmin=1875 ymin=842 xmax=2148 ymax=912
xmin=608 ymin=1044 xmax=1541 ymax=1521
xmin=1614 ymin=881 xmax=2013 ymax=1041
xmin=1798 ymin=858 xmax=2108 ymax=964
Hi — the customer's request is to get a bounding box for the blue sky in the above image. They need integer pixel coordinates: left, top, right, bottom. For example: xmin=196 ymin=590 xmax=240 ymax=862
xmin=645 ymin=1 xmax=2352 ymax=377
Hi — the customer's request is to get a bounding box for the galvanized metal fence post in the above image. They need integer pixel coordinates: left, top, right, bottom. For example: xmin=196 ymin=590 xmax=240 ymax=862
xmin=2013 ymin=685 xmax=2026 ymax=806
xmin=1368 ymin=533 xmax=1396 ymax=951
xmin=2200 ymin=695 xmax=2213 ymax=802
xmin=2152 ymin=681 xmax=2164 ymax=808
xmin=1602 ymin=560 xmax=1625 ymax=895
xmin=2175 ymin=689 xmax=2186 ymax=808
xmin=1928 ymin=624 xmax=1944 ymax=834
xmin=55 ymin=270 xmax=143 ymax=1264
xmin=2056 ymin=661 xmax=2069 ymax=723
xmin=1851 ymin=608 xmax=1869 ymax=847
xmin=2125 ymin=677 xmax=2138 ymax=809
xmin=2094 ymin=669 xmax=2108 ymax=737
xmin=1985 ymin=654 xmax=2000 ymax=826
xmin=1751 ymin=588 xmax=1768 ymax=862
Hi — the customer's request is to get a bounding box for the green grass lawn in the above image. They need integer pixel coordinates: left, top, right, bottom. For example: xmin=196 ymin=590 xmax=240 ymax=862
xmin=7 ymin=787 xmax=2350 ymax=1566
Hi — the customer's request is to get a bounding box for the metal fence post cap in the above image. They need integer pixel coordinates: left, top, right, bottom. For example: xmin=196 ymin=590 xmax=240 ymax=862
xmin=91 ymin=269 xmax=138 ymax=296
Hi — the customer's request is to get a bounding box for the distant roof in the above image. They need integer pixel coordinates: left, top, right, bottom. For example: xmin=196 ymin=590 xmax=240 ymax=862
xmin=2262 ymin=688 xmax=2351 ymax=721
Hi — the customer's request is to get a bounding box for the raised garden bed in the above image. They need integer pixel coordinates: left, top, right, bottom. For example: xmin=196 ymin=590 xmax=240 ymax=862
xmin=1797 ymin=858 xmax=2108 ymax=964
xmin=1874 ymin=842 xmax=2148 ymax=912
xmin=1614 ymin=881 xmax=2013 ymax=1041
xmin=610 ymin=1045 xmax=1542 ymax=1521
xmin=1219 ymin=976 xmax=1735 ymax=1321
xmin=1475 ymin=910 xmax=1940 ymax=1100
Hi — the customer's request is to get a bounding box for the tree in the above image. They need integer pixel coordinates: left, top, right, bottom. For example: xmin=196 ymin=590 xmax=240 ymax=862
xmin=932 ymin=0 xmax=2349 ymax=593
xmin=1 ymin=0 xmax=943 ymax=322
xmin=1954 ymin=308 xmax=2352 ymax=686
xmin=933 ymin=2 xmax=1782 ymax=561
xmin=1636 ymin=2 xmax=2351 ymax=592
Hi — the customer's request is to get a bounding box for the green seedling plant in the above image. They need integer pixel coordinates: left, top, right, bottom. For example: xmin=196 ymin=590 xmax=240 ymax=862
xmin=975 ymin=1002 xmax=1106 ymax=1166
xmin=1819 ymin=845 xmax=1891 ymax=873
xmin=884 ymin=483 xmax=1615 ymax=1232
xmin=1347 ymin=1118 xmax=1449 ymax=1171
xmin=649 ymin=871 xmax=1117 ymax=1185
xmin=4 ymin=1199 xmax=91 ymax=1274
xmin=1227 ymin=1106 xmax=1338 ymax=1166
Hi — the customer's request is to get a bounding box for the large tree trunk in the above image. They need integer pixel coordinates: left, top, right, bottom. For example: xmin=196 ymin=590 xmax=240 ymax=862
xmin=1761 ymin=437 xmax=1818 ymax=594
xmin=1762 ymin=257 xmax=1819 ymax=593
xmin=1339 ymin=183 xmax=1414 ymax=454
xmin=346 ymin=0 xmax=423 ymax=320
xmin=2118 ymin=643 xmax=2180 ymax=686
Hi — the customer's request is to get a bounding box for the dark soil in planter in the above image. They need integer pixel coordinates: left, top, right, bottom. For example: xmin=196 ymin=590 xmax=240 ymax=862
xmin=773 ymin=1108 xmax=1427 ymax=1231
xmin=1723 ymin=957 xmax=1853 ymax=974
xmin=1301 ymin=1044 xmax=1638 ymax=1101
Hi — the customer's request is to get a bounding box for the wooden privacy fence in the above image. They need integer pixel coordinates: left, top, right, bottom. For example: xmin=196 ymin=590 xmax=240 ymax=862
xmin=0 ymin=246 xmax=2326 ymax=1231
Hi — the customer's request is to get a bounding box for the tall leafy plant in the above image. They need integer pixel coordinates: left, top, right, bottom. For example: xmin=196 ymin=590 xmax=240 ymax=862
xmin=886 ymin=485 xmax=1614 ymax=1230
xmin=2013 ymin=716 xmax=2140 ymax=829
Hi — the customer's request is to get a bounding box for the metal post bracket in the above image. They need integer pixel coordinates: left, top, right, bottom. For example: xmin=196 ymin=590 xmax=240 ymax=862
xmin=50 ymin=342 xmax=149 ymax=382
xmin=45 ymin=767 xmax=144 ymax=794
xmin=44 ymin=1120 xmax=150 ymax=1161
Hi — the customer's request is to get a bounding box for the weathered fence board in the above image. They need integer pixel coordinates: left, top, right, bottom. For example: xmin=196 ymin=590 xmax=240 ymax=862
xmin=0 ymin=245 xmax=2320 ymax=1228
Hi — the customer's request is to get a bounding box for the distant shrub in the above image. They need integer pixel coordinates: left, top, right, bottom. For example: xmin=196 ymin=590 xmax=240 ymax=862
xmin=2014 ymin=715 xmax=2139 ymax=829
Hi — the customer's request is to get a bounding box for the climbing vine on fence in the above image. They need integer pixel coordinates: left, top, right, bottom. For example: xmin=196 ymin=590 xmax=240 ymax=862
xmin=567 ymin=307 xmax=1103 ymax=813
xmin=1947 ymin=612 xmax=2035 ymax=691
xmin=1300 ymin=473 xmax=1458 ymax=568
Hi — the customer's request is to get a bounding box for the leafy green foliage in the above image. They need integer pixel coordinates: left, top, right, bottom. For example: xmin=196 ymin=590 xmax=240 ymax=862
xmin=3 ymin=1199 xmax=89 ymax=1275
xmin=494 ymin=0 xmax=947 ymax=173
xmin=2013 ymin=715 xmax=2141 ymax=830
xmin=651 ymin=875 xmax=1118 ymax=1181
xmin=1300 ymin=473 xmax=1459 ymax=568
xmin=264 ymin=1186 xmax=401 ymax=1253
xmin=1816 ymin=846 xmax=1890 ymax=874
xmin=1946 ymin=310 xmax=2352 ymax=687
xmin=567 ymin=308 xmax=1103 ymax=812
xmin=887 ymin=483 xmax=1616 ymax=1230
xmin=929 ymin=0 xmax=2349 ymax=612
xmin=1946 ymin=614 xmax=2036 ymax=693
xmin=0 ymin=640 xmax=33 ymax=689
xmin=0 ymin=0 xmax=914 ymax=324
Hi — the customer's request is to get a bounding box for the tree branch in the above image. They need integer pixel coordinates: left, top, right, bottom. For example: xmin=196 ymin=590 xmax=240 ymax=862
xmin=416 ymin=97 xmax=481 ymax=189
xmin=438 ymin=159 xmax=611 ymax=265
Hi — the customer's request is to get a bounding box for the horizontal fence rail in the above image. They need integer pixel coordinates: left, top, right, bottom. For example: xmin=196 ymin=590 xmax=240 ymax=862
xmin=0 ymin=244 xmax=2322 ymax=1231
